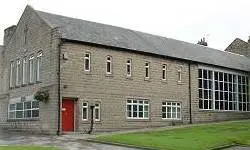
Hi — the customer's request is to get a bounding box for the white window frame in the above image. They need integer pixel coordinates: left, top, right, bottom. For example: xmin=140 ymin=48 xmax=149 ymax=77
xmin=145 ymin=62 xmax=150 ymax=79
xmin=22 ymin=58 xmax=27 ymax=85
xmin=162 ymin=64 xmax=167 ymax=80
xmin=126 ymin=59 xmax=132 ymax=77
xmin=16 ymin=59 xmax=21 ymax=86
xmin=106 ymin=56 xmax=112 ymax=75
xmin=126 ymin=99 xmax=149 ymax=119
xmin=94 ymin=103 xmax=101 ymax=121
xmin=82 ymin=102 xmax=88 ymax=121
xmin=84 ymin=52 xmax=91 ymax=72
xmin=29 ymin=55 xmax=34 ymax=83
xmin=162 ymin=101 xmax=181 ymax=120
xmin=198 ymin=66 xmax=250 ymax=112
xmin=10 ymin=61 xmax=15 ymax=88
xmin=36 ymin=51 xmax=42 ymax=82
xmin=8 ymin=100 xmax=39 ymax=119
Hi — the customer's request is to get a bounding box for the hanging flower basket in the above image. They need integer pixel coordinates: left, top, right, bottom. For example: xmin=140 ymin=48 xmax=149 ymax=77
xmin=34 ymin=90 xmax=49 ymax=103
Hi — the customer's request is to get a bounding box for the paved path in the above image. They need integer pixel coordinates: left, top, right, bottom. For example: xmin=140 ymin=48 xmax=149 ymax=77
xmin=0 ymin=131 xmax=138 ymax=150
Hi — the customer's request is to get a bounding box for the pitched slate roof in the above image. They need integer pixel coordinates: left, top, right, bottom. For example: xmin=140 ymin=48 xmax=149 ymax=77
xmin=35 ymin=8 xmax=250 ymax=72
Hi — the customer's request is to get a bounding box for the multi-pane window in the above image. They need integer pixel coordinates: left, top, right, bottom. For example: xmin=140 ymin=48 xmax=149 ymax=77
xmin=22 ymin=58 xmax=28 ymax=85
xmin=8 ymin=101 xmax=39 ymax=119
xmin=106 ymin=56 xmax=112 ymax=74
xmin=238 ymin=75 xmax=249 ymax=111
xmin=214 ymin=72 xmax=237 ymax=110
xmin=162 ymin=64 xmax=167 ymax=80
xmin=199 ymin=68 xmax=249 ymax=111
xmin=16 ymin=60 xmax=22 ymax=86
xmin=162 ymin=102 xmax=181 ymax=119
xmin=126 ymin=59 xmax=132 ymax=77
xmin=126 ymin=99 xmax=149 ymax=119
xmin=36 ymin=52 xmax=42 ymax=82
xmin=82 ymin=102 xmax=88 ymax=121
xmin=198 ymin=69 xmax=213 ymax=110
xmin=10 ymin=61 xmax=15 ymax=88
xmin=145 ymin=62 xmax=150 ymax=79
xmin=29 ymin=55 xmax=35 ymax=83
xmin=94 ymin=103 xmax=100 ymax=121
xmin=84 ymin=53 xmax=90 ymax=72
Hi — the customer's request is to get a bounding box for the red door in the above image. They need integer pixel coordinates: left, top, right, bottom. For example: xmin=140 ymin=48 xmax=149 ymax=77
xmin=62 ymin=99 xmax=74 ymax=132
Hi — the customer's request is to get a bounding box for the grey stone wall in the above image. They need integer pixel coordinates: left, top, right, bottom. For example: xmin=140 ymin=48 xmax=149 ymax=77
xmin=61 ymin=42 xmax=250 ymax=132
xmin=0 ymin=6 xmax=60 ymax=134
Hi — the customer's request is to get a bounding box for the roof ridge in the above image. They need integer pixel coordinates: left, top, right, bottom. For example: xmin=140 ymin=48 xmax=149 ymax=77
xmin=35 ymin=9 xmax=221 ymax=50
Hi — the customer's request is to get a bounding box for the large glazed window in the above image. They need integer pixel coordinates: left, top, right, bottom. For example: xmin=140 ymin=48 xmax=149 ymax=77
xmin=8 ymin=100 xmax=39 ymax=119
xmin=198 ymin=68 xmax=249 ymax=111
xmin=126 ymin=99 xmax=149 ymax=119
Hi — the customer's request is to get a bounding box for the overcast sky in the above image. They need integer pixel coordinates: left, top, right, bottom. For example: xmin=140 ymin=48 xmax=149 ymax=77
xmin=0 ymin=0 xmax=250 ymax=50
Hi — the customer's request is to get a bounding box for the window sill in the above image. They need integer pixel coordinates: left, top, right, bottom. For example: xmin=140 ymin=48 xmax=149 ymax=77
xmin=161 ymin=80 xmax=167 ymax=83
xmin=198 ymin=109 xmax=250 ymax=113
xmin=80 ymin=120 xmax=102 ymax=124
xmin=162 ymin=118 xmax=182 ymax=121
xmin=84 ymin=71 xmax=91 ymax=75
xmin=177 ymin=81 xmax=184 ymax=85
xmin=105 ymin=74 xmax=114 ymax=77
xmin=7 ymin=118 xmax=40 ymax=122
xmin=126 ymin=118 xmax=150 ymax=122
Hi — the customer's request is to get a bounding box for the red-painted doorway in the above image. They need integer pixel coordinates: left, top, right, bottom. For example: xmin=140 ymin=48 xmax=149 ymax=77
xmin=62 ymin=99 xmax=75 ymax=132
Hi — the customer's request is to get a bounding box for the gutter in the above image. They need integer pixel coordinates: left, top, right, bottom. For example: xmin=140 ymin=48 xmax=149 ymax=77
xmin=188 ymin=62 xmax=192 ymax=124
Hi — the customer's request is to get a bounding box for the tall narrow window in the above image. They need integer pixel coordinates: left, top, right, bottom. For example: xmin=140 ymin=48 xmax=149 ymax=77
xmin=16 ymin=60 xmax=21 ymax=86
xmin=10 ymin=61 xmax=15 ymax=88
xmin=177 ymin=66 xmax=182 ymax=82
xmin=145 ymin=62 xmax=150 ymax=79
xmin=106 ymin=56 xmax=112 ymax=74
xmin=94 ymin=103 xmax=100 ymax=121
xmin=36 ymin=52 xmax=42 ymax=82
xmin=84 ymin=53 xmax=90 ymax=72
xmin=29 ymin=55 xmax=34 ymax=83
xmin=22 ymin=58 xmax=27 ymax=85
xmin=82 ymin=102 xmax=88 ymax=121
xmin=126 ymin=59 xmax=132 ymax=77
xmin=198 ymin=69 xmax=213 ymax=110
xmin=162 ymin=64 xmax=167 ymax=80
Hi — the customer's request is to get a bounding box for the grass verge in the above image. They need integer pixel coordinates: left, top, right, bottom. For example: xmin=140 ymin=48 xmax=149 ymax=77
xmin=96 ymin=120 xmax=250 ymax=150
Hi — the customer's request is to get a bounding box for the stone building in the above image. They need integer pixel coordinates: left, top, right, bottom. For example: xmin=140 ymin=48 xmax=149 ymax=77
xmin=0 ymin=5 xmax=249 ymax=134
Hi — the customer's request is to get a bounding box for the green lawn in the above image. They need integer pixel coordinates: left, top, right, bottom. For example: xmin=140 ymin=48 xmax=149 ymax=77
xmin=0 ymin=146 xmax=59 ymax=150
xmin=96 ymin=120 xmax=250 ymax=150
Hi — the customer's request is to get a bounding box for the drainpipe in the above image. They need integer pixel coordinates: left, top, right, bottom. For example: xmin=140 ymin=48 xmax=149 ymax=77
xmin=88 ymin=105 xmax=95 ymax=134
xmin=188 ymin=62 xmax=192 ymax=124
xmin=56 ymin=39 xmax=62 ymax=136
